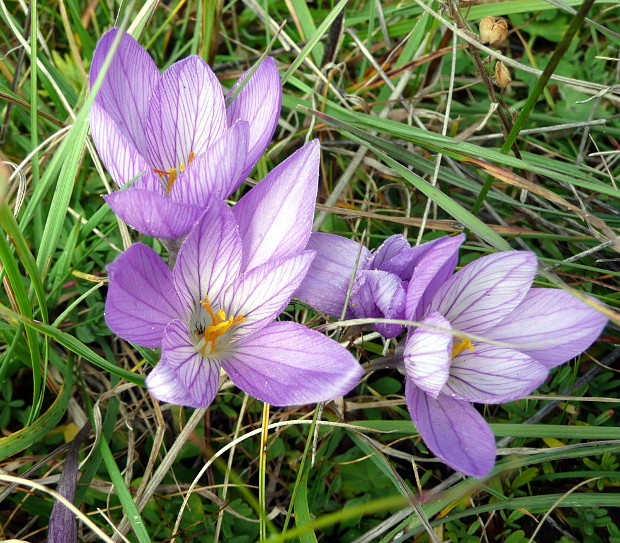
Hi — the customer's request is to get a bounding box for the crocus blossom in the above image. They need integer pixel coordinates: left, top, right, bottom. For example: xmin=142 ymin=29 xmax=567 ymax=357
xmin=90 ymin=28 xmax=281 ymax=238
xmin=402 ymin=251 xmax=608 ymax=477
xmin=104 ymin=141 xmax=363 ymax=408
xmin=295 ymin=233 xmax=465 ymax=338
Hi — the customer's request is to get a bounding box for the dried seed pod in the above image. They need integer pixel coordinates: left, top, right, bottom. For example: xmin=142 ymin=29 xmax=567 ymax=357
xmin=479 ymin=17 xmax=496 ymax=43
xmin=494 ymin=61 xmax=511 ymax=89
xmin=479 ymin=17 xmax=508 ymax=46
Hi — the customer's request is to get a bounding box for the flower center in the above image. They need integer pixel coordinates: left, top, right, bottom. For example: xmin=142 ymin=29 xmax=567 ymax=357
xmin=194 ymin=296 xmax=245 ymax=357
xmin=153 ymin=152 xmax=195 ymax=193
xmin=451 ymin=336 xmax=475 ymax=358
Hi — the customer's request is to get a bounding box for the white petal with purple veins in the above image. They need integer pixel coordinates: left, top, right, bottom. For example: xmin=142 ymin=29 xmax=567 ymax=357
xmin=173 ymin=199 xmax=243 ymax=312
xmin=147 ymin=361 xmax=192 ymax=406
xmin=90 ymin=103 xmax=148 ymax=188
xmin=405 ymin=234 xmax=465 ymax=320
xmin=430 ymin=251 xmax=537 ymax=335
xmin=222 ymin=321 xmax=363 ymax=405
xmin=104 ymin=188 xmax=203 ymax=239
xmin=406 ymin=382 xmax=496 ymax=478
xmin=220 ymin=251 xmax=315 ymax=338
xmin=403 ymin=311 xmax=452 ymax=397
xmin=155 ymin=319 xmax=222 ymax=408
xmin=295 ymin=233 xmax=371 ymax=318
xmin=145 ymin=56 xmax=226 ymax=172
xmin=485 ymin=289 xmax=608 ymax=368
xmin=233 ymin=140 xmax=320 ymax=272
xmin=226 ymin=57 xmax=282 ymax=179
xmin=105 ymin=243 xmax=184 ymax=348
xmin=444 ymin=343 xmax=548 ymax=403
xmin=170 ymin=121 xmax=249 ymax=205
xmin=90 ymin=28 xmax=159 ymax=157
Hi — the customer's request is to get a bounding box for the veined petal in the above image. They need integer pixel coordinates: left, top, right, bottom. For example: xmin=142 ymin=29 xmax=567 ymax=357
xmin=90 ymin=28 xmax=158 ymax=156
xmin=294 ymin=232 xmax=371 ymax=318
xmin=145 ymin=56 xmax=226 ymax=172
xmin=173 ymin=199 xmax=243 ymax=313
xmin=219 ymin=251 xmax=315 ymax=338
xmin=484 ymin=289 xmax=608 ymax=368
xmin=105 ymin=243 xmax=184 ymax=348
xmin=405 ymin=234 xmax=465 ymax=321
xmin=403 ymin=311 xmax=452 ymax=397
xmin=146 ymin=319 xmax=221 ymax=408
xmin=104 ymin=187 xmax=203 ymax=239
xmin=146 ymin=360 xmax=196 ymax=407
xmin=222 ymin=321 xmax=363 ymax=405
xmin=226 ymin=57 xmax=281 ymax=179
xmin=429 ymin=251 xmax=537 ymax=335
xmin=90 ymin=103 xmax=148 ymax=188
xmin=406 ymin=382 xmax=496 ymax=478
xmin=444 ymin=343 xmax=548 ymax=403
xmin=170 ymin=121 xmax=249 ymax=205
xmin=369 ymin=234 xmax=412 ymax=272
xmin=349 ymin=270 xmax=406 ymax=338
xmin=233 ymin=140 xmax=320 ymax=272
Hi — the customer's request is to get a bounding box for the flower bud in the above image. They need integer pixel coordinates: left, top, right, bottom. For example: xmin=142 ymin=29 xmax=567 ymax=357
xmin=494 ymin=61 xmax=511 ymax=89
xmin=479 ymin=17 xmax=508 ymax=46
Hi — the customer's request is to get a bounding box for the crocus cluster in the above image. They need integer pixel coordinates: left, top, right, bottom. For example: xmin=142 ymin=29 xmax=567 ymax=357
xmin=91 ymin=29 xmax=608 ymax=479
xmin=299 ymin=233 xmax=608 ymax=476
xmin=90 ymin=29 xmax=281 ymax=239
xmin=93 ymin=30 xmax=362 ymax=408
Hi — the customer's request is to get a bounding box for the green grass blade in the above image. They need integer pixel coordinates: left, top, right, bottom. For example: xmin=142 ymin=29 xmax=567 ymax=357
xmin=0 ymin=362 xmax=72 ymax=461
xmin=0 ymin=302 xmax=145 ymax=386
xmin=282 ymin=0 xmax=348 ymax=84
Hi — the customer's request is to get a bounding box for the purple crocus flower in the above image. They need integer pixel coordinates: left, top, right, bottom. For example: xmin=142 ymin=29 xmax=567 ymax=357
xmin=402 ymin=251 xmax=608 ymax=477
xmin=295 ymin=232 xmax=465 ymax=338
xmin=89 ymin=28 xmax=281 ymax=239
xmin=104 ymin=142 xmax=363 ymax=407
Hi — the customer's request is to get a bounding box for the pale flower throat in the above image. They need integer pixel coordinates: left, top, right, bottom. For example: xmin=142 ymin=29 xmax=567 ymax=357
xmin=192 ymin=296 xmax=245 ymax=357
xmin=153 ymin=152 xmax=195 ymax=193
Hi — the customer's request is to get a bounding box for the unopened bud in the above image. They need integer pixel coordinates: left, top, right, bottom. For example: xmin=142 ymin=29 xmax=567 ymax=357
xmin=479 ymin=17 xmax=508 ymax=46
xmin=494 ymin=61 xmax=511 ymax=89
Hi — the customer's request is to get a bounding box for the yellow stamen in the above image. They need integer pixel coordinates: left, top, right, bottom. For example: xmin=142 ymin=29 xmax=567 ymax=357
xmin=451 ymin=336 xmax=475 ymax=358
xmin=198 ymin=296 xmax=245 ymax=355
xmin=152 ymin=152 xmax=196 ymax=194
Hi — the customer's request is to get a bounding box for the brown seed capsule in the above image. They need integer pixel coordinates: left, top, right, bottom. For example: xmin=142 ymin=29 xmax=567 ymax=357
xmin=494 ymin=61 xmax=511 ymax=89
xmin=479 ymin=17 xmax=508 ymax=46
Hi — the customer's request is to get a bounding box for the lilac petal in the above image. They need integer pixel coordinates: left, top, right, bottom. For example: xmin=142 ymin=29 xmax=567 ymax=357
xmin=104 ymin=187 xmax=203 ymax=239
xmin=90 ymin=103 xmax=148 ymax=188
xmin=226 ymin=57 xmax=282 ymax=179
xmin=369 ymin=235 xmax=412 ymax=272
xmin=429 ymin=251 xmax=537 ymax=335
xmin=219 ymin=250 xmax=315 ymax=338
xmin=173 ymin=199 xmax=242 ymax=312
xmin=405 ymin=234 xmax=465 ymax=321
xmin=233 ymin=140 xmax=320 ymax=272
xmin=403 ymin=311 xmax=452 ymax=397
xmin=170 ymin=121 xmax=249 ymax=205
xmin=294 ymin=232 xmax=371 ymax=318
xmin=146 ymin=360 xmax=197 ymax=407
xmin=90 ymin=28 xmax=159 ymax=157
xmin=222 ymin=321 xmax=363 ymax=405
xmin=484 ymin=289 xmax=608 ymax=368
xmin=145 ymin=56 xmax=227 ymax=172
xmin=349 ymin=270 xmax=406 ymax=338
xmin=444 ymin=343 xmax=548 ymax=403
xmin=105 ymin=243 xmax=184 ymax=348
xmin=146 ymin=319 xmax=221 ymax=408
xmin=406 ymin=382 xmax=496 ymax=477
